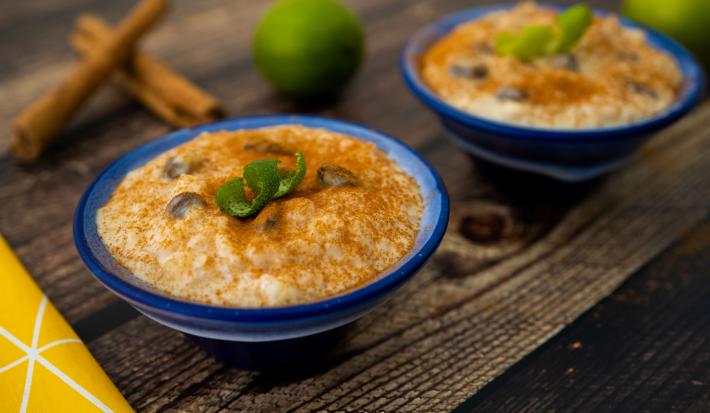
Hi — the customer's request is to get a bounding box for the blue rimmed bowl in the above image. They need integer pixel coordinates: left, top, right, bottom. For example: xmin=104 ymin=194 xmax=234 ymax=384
xmin=402 ymin=3 xmax=705 ymax=181
xmin=74 ymin=115 xmax=449 ymax=370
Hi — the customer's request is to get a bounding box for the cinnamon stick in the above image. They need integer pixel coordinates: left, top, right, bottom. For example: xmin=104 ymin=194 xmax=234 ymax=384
xmin=71 ymin=15 xmax=225 ymax=128
xmin=10 ymin=0 xmax=168 ymax=161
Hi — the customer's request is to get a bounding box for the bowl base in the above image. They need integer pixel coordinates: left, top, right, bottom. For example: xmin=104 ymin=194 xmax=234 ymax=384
xmin=186 ymin=324 xmax=350 ymax=371
xmin=444 ymin=129 xmax=630 ymax=182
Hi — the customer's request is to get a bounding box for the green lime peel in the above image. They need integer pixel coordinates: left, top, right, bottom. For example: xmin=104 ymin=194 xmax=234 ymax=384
xmin=215 ymin=151 xmax=306 ymax=218
xmin=495 ymin=3 xmax=593 ymax=61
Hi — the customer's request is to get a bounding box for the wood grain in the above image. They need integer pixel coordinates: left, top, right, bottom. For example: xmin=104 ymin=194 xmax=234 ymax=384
xmin=0 ymin=0 xmax=706 ymax=412
xmin=455 ymin=222 xmax=710 ymax=413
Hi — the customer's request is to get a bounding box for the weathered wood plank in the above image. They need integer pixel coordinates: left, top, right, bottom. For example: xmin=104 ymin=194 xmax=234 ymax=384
xmin=455 ymin=222 xmax=710 ymax=413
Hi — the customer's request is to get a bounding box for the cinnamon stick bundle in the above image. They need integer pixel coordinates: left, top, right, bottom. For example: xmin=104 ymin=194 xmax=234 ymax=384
xmin=71 ymin=15 xmax=225 ymax=128
xmin=10 ymin=0 xmax=168 ymax=161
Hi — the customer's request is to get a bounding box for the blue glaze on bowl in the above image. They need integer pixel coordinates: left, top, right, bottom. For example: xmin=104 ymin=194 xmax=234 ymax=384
xmin=401 ymin=3 xmax=705 ymax=181
xmin=74 ymin=115 xmax=449 ymax=370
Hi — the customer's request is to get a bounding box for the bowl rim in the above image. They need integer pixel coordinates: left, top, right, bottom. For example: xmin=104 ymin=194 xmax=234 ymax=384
xmin=74 ymin=115 xmax=450 ymax=323
xmin=401 ymin=2 xmax=706 ymax=141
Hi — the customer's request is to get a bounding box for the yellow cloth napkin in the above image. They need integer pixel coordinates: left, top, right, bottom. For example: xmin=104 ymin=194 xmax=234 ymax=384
xmin=0 ymin=235 xmax=133 ymax=412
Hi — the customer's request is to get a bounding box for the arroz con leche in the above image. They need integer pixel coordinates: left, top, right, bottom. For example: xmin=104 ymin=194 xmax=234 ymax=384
xmin=420 ymin=3 xmax=683 ymax=129
xmin=97 ymin=126 xmax=424 ymax=307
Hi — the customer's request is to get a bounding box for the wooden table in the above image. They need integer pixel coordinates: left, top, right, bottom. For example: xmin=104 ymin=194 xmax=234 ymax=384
xmin=1 ymin=0 xmax=709 ymax=411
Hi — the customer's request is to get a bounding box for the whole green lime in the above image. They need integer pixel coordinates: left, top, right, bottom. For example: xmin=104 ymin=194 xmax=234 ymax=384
xmin=252 ymin=0 xmax=365 ymax=99
xmin=622 ymin=0 xmax=710 ymax=67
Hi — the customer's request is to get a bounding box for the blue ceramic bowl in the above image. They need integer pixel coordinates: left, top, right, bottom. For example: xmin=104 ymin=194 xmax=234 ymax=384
xmin=74 ymin=115 xmax=449 ymax=370
xmin=402 ymin=3 xmax=705 ymax=181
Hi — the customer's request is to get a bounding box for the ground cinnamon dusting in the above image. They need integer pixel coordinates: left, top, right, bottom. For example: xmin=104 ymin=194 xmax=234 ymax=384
xmin=97 ymin=126 xmax=424 ymax=307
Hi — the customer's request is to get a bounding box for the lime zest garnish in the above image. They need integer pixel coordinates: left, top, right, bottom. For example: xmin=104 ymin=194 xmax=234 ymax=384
xmin=496 ymin=25 xmax=557 ymax=61
xmin=553 ymin=3 xmax=594 ymax=53
xmin=274 ymin=151 xmax=306 ymax=198
xmin=495 ymin=3 xmax=593 ymax=61
xmin=215 ymin=160 xmax=280 ymax=218
xmin=215 ymin=151 xmax=306 ymax=218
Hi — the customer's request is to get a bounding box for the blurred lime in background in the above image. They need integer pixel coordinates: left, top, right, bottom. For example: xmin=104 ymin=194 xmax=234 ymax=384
xmin=622 ymin=0 xmax=710 ymax=68
xmin=253 ymin=0 xmax=365 ymax=100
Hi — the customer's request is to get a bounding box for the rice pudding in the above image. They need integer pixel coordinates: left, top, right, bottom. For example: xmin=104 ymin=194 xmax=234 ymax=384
xmin=97 ymin=126 xmax=424 ymax=307
xmin=420 ymin=3 xmax=683 ymax=128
